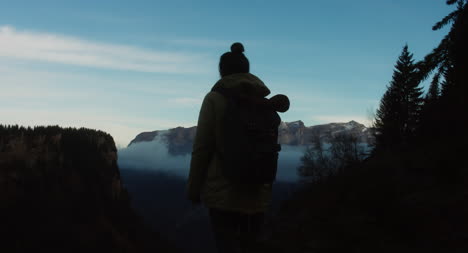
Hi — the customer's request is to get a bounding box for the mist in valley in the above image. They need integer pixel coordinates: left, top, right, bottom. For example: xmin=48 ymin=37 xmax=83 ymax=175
xmin=117 ymin=137 xmax=304 ymax=253
xmin=117 ymin=135 xmax=305 ymax=182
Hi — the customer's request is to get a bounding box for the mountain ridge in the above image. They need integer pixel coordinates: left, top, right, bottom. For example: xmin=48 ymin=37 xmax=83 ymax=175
xmin=128 ymin=121 xmax=375 ymax=156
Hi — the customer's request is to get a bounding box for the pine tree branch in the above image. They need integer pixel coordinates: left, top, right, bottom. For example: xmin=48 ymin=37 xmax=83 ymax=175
xmin=415 ymin=33 xmax=451 ymax=82
xmin=447 ymin=0 xmax=458 ymax=5
xmin=433 ymin=9 xmax=460 ymax=30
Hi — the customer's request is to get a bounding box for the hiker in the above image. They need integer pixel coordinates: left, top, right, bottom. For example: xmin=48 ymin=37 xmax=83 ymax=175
xmin=187 ymin=42 xmax=289 ymax=253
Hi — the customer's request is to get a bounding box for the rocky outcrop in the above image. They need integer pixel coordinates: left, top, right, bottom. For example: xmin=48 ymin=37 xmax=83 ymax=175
xmin=128 ymin=127 xmax=197 ymax=156
xmin=0 ymin=126 xmax=121 ymax=201
xmin=278 ymin=121 xmax=306 ymax=145
xmin=0 ymin=125 xmax=178 ymax=253
xmin=166 ymin=127 xmax=197 ymax=156
xmin=279 ymin=120 xmax=375 ymax=145
xmin=128 ymin=131 xmax=161 ymax=146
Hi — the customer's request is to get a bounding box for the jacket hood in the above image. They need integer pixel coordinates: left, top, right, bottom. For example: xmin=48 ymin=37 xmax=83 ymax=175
xmin=211 ymin=73 xmax=290 ymax=113
xmin=211 ymin=73 xmax=271 ymax=98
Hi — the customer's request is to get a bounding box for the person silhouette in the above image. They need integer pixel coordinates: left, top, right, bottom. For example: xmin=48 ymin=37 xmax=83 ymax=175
xmin=187 ymin=42 xmax=289 ymax=253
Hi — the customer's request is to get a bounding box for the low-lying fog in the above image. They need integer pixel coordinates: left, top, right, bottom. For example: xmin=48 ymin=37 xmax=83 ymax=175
xmin=117 ymin=136 xmax=305 ymax=182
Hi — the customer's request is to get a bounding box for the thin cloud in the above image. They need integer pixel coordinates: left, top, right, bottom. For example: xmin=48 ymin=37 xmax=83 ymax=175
xmin=0 ymin=64 xmax=206 ymax=97
xmin=0 ymin=25 xmax=210 ymax=74
xmin=169 ymin=38 xmax=230 ymax=48
xmin=167 ymin=97 xmax=202 ymax=106
xmin=0 ymin=86 xmax=91 ymax=99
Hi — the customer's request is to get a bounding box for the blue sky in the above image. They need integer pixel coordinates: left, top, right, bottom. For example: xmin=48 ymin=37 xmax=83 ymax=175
xmin=0 ymin=0 xmax=453 ymax=147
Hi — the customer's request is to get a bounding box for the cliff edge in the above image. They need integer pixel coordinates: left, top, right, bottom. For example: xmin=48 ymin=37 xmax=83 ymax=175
xmin=0 ymin=125 xmax=177 ymax=252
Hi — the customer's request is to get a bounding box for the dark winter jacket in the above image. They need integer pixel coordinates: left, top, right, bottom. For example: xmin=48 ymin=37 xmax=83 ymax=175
xmin=186 ymin=73 xmax=274 ymax=214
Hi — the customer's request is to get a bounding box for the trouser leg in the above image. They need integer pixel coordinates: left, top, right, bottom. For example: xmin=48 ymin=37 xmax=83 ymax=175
xmin=239 ymin=212 xmax=264 ymax=253
xmin=209 ymin=208 xmax=265 ymax=253
xmin=209 ymin=208 xmax=241 ymax=253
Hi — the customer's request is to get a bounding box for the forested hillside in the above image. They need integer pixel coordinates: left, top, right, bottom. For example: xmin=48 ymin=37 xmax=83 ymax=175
xmin=260 ymin=1 xmax=468 ymax=252
xmin=0 ymin=125 xmax=178 ymax=252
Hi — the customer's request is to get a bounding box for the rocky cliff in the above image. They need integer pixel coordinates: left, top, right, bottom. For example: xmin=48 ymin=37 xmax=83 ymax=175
xmin=0 ymin=125 xmax=177 ymax=253
xmin=128 ymin=126 xmax=197 ymax=155
xmin=128 ymin=121 xmax=374 ymax=155
xmin=278 ymin=120 xmax=374 ymax=145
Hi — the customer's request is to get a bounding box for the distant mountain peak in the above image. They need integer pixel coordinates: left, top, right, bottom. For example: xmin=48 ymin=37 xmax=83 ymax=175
xmin=289 ymin=120 xmax=304 ymax=125
xmin=347 ymin=120 xmax=363 ymax=126
xmin=279 ymin=120 xmax=305 ymax=130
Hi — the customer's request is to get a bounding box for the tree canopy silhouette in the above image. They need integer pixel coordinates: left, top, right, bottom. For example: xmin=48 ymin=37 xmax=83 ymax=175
xmin=374 ymin=45 xmax=423 ymax=150
xmin=416 ymin=0 xmax=467 ymax=148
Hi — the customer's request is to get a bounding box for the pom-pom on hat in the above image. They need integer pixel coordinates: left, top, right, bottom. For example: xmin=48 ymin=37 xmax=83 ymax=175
xmin=219 ymin=42 xmax=249 ymax=77
xmin=230 ymin=42 xmax=245 ymax=54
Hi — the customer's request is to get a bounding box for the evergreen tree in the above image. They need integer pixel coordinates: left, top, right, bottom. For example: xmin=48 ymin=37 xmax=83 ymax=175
xmin=419 ymin=73 xmax=441 ymax=138
xmin=426 ymin=73 xmax=441 ymax=102
xmin=374 ymin=84 xmax=401 ymax=148
xmin=416 ymin=0 xmax=467 ymax=144
xmin=374 ymin=45 xmax=423 ymax=149
xmin=417 ymin=0 xmax=467 ymax=99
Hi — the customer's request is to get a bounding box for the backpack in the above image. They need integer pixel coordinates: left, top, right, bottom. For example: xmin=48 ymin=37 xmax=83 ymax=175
xmin=212 ymin=86 xmax=282 ymax=185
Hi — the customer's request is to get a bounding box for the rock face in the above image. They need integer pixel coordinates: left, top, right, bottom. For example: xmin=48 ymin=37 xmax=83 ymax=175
xmin=0 ymin=125 xmax=177 ymax=253
xmin=128 ymin=126 xmax=197 ymax=156
xmin=279 ymin=120 xmax=375 ymax=145
xmin=166 ymin=127 xmax=197 ymax=156
xmin=128 ymin=121 xmax=375 ymax=155
xmin=129 ymin=127 xmax=197 ymax=156
xmin=0 ymin=126 xmax=121 ymax=201
xmin=277 ymin=121 xmax=306 ymax=145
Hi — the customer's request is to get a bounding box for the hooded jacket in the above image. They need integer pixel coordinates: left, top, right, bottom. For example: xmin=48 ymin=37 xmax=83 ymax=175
xmin=186 ymin=73 xmax=274 ymax=214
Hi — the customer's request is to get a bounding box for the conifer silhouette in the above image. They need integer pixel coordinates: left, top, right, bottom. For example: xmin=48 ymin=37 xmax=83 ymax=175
xmin=374 ymin=45 xmax=423 ymax=149
xmin=416 ymin=0 xmax=467 ymax=144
